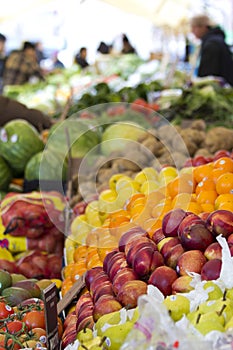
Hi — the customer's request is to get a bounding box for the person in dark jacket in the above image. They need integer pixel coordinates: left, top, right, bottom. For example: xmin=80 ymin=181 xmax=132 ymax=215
xmin=190 ymin=14 xmax=233 ymax=86
xmin=0 ymin=96 xmax=52 ymax=131
xmin=74 ymin=47 xmax=89 ymax=69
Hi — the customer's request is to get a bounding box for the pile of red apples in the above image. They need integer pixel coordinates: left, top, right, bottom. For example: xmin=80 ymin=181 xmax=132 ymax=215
xmin=61 ymin=208 xmax=233 ymax=347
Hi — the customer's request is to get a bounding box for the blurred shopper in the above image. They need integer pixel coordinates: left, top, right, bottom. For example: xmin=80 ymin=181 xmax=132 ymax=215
xmin=3 ymin=41 xmax=44 ymax=86
xmin=74 ymin=47 xmax=89 ymax=69
xmin=97 ymin=41 xmax=112 ymax=54
xmin=121 ymin=34 xmax=136 ymax=54
xmin=51 ymin=51 xmax=65 ymax=70
xmin=0 ymin=34 xmax=7 ymax=93
xmin=190 ymin=14 xmax=233 ymax=86
xmin=35 ymin=41 xmax=46 ymax=64
xmin=0 ymin=96 xmax=52 ymax=131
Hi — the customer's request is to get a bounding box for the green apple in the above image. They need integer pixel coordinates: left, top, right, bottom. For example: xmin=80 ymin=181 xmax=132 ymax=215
xmin=225 ymin=288 xmax=233 ymax=300
xmin=102 ymin=321 xmax=133 ymax=350
xmin=198 ymin=298 xmax=233 ymax=323
xmin=95 ymin=310 xmax=121 ymax=336
xmin=225 ymin=315 xmax=233 ymax=331
xmin=77 ymin=328 xmax=93 ymax=343
xmin=203 ymin=281 xmax=223 ymax=300
xmin=163 ymin=294 xmax=190 ymax=322
xmin=187 ymin=310 xmax=200 ymax=324
xmin=195 ymin=319 xmax=224 ymax=335
xmin=198 ymin=311 xmax=225 ymax=326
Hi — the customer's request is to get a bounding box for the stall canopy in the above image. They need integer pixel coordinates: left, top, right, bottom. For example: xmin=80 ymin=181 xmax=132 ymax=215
xmin=99 ymin=0 xmax=195 ymax=30
xmin=0 ymin=0 xmax=54 ymax=22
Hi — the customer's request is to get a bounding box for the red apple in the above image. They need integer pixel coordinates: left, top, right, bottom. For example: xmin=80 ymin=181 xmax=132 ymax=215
xmin=206 ymin=210 xmax=233 ymax=238
xmin=92 ymin=281 xmax=114 ymax=303
xmin=176 ymin=250 xmax=206 ymax=276
xmin=201 ymin=258 xmax=222 ymax=281
xmin=192 ymin=156 xmax=208 ymax=166
xmin=178 ymin=213 xmax=204 ymax=236
xmin=76 ymin=315 xmax=94 ymax=333
xmin=199 ymin=212 xmax=210 ymax=221
xmin=108 ymin=258 xmax=128 ymax=282
xmin=213 ymin=150 xmax=231 ymax=160
xmin=112 ymin=268 xmax=139 ymax=295
xmin=162 ymin=208 xmax=187 ymax=237
xmin=204 ymin=242 xmax=222 ymax=260
xmin=132 ymin=247 xmax=164 ymax=280
xmin=117 ymin=280 xmax=147 ymax=308
xmin=148 ymin=266 xmax=178 ymax=297
xmin=179 ymin=223 xmax=214 ymax=251
xmin=89 ymin=273 xmax=110 ymax=295
xmin=103 ymin=249 xmax=120 ymax=273
xmin=118 ymin=227 xmax=147 ymax=252
xmin=62 ymin=323 xmax=77 ymax=349
xmin=85 ymin=266 xmax=104 ymax=290
xmin=172 ymin=275 xmax=194 ymax=294
xmin=93 ymin=295 xmax=122 ymax=321
xmin=151 ymin=228 xmax=165 ymax=244
xmin=76 ymin=304 xmax=94 ymax=323
xmin=75 ymin=292 xmax=93 ymax=316
xmin=164 ymin=244 xmax=185 ymax=269
xmin=160 ymin=237 xmax=180 ymax=258
xmin=125 ymin=236 xmax=156 ymax=256
xmin=63 ymin=312 xmax=77 ymax=330
xmin=126 ymin=239 xmax=157 ymax=266
xmin=227 ymin=233 xmax=233 ymax=246
xmin=104 ymin=251 xmax=126 ymax=275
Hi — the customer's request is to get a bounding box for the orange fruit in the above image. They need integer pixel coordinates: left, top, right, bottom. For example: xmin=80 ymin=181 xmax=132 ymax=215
xmin=212 ymin=168 xmax=227 ymax=183
xmin=61 ymin=276 xmax=73 ymax=296
xmin=215 ymin=193 xmax=233 ymax=209
xmin=167 ymin=173 xmax=196 ymax=198
xmin=186 ymin=201 xmax=203 ymax=215
xmin=213 ymin=157 xmax=233 ymax=172
xmin=63 ymin=263 xmax=75 ymax=279
xmin=193 ymin=163 xmax=213 ymax=183
xmin=73 ymin=245 xmax=88 ymax=262
xmin=70 ymin=261 xmax=87 ymax=282
xmin=86 ymin=254 xmax=102 ymax=269
xmin=216 ymin=172 xmax=233 ymax=194
xmin=195 ymin=178 xmax=216 ymax=195
xmin=98 ymin=247 xmax=114 ymax=262
xmin=151 ymin=198 xmax=172 ymax=218
xmin=201 ymin=203 xmax=215 ymax=213
xmin=125 ymin=193 xmax=145 ymax=211
xmin=172 ymin=193 xmax=194 ymax=210
xmin=196 ymin=190 xmax=218 ymax=205
xmin=109 ymin=215 xmax=130 ymax=228
xmin=218 ymin=202 xmax=233 ymax=211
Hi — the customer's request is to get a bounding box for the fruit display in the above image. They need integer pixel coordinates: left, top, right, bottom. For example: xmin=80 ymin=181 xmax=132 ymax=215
xmin=60 ymin=152 xmax=233 ymax=349
xmin=0 ymin=268 xmax=63 ymax=349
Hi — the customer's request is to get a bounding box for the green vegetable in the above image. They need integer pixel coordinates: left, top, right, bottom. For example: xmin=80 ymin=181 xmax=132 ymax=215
xmin=0 ymin=156 xmax=12 ymax=191
xmin=25 ymin=149 xmax=67 ymax=181
xmin=0 ymin=120 xmax=44 ymax=176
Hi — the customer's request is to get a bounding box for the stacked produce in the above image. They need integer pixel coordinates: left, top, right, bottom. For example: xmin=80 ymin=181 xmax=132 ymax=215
xmin=62 ymin=153 xmax=233 ymax=349
xmin=0 ymin=269 xmax=62 ymax=349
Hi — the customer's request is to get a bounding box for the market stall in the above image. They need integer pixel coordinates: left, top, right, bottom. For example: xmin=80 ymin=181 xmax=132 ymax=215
xmin=0 ymin=1 xmax=233 ymax=350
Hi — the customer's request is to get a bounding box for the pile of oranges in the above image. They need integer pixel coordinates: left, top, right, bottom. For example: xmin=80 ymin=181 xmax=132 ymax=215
xmin=61 ymin=156 xmax=233 ymax=295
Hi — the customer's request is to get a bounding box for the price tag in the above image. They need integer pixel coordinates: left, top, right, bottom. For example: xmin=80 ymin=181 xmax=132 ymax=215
xmin=43 ymin=283 xmax=60 ymax=350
